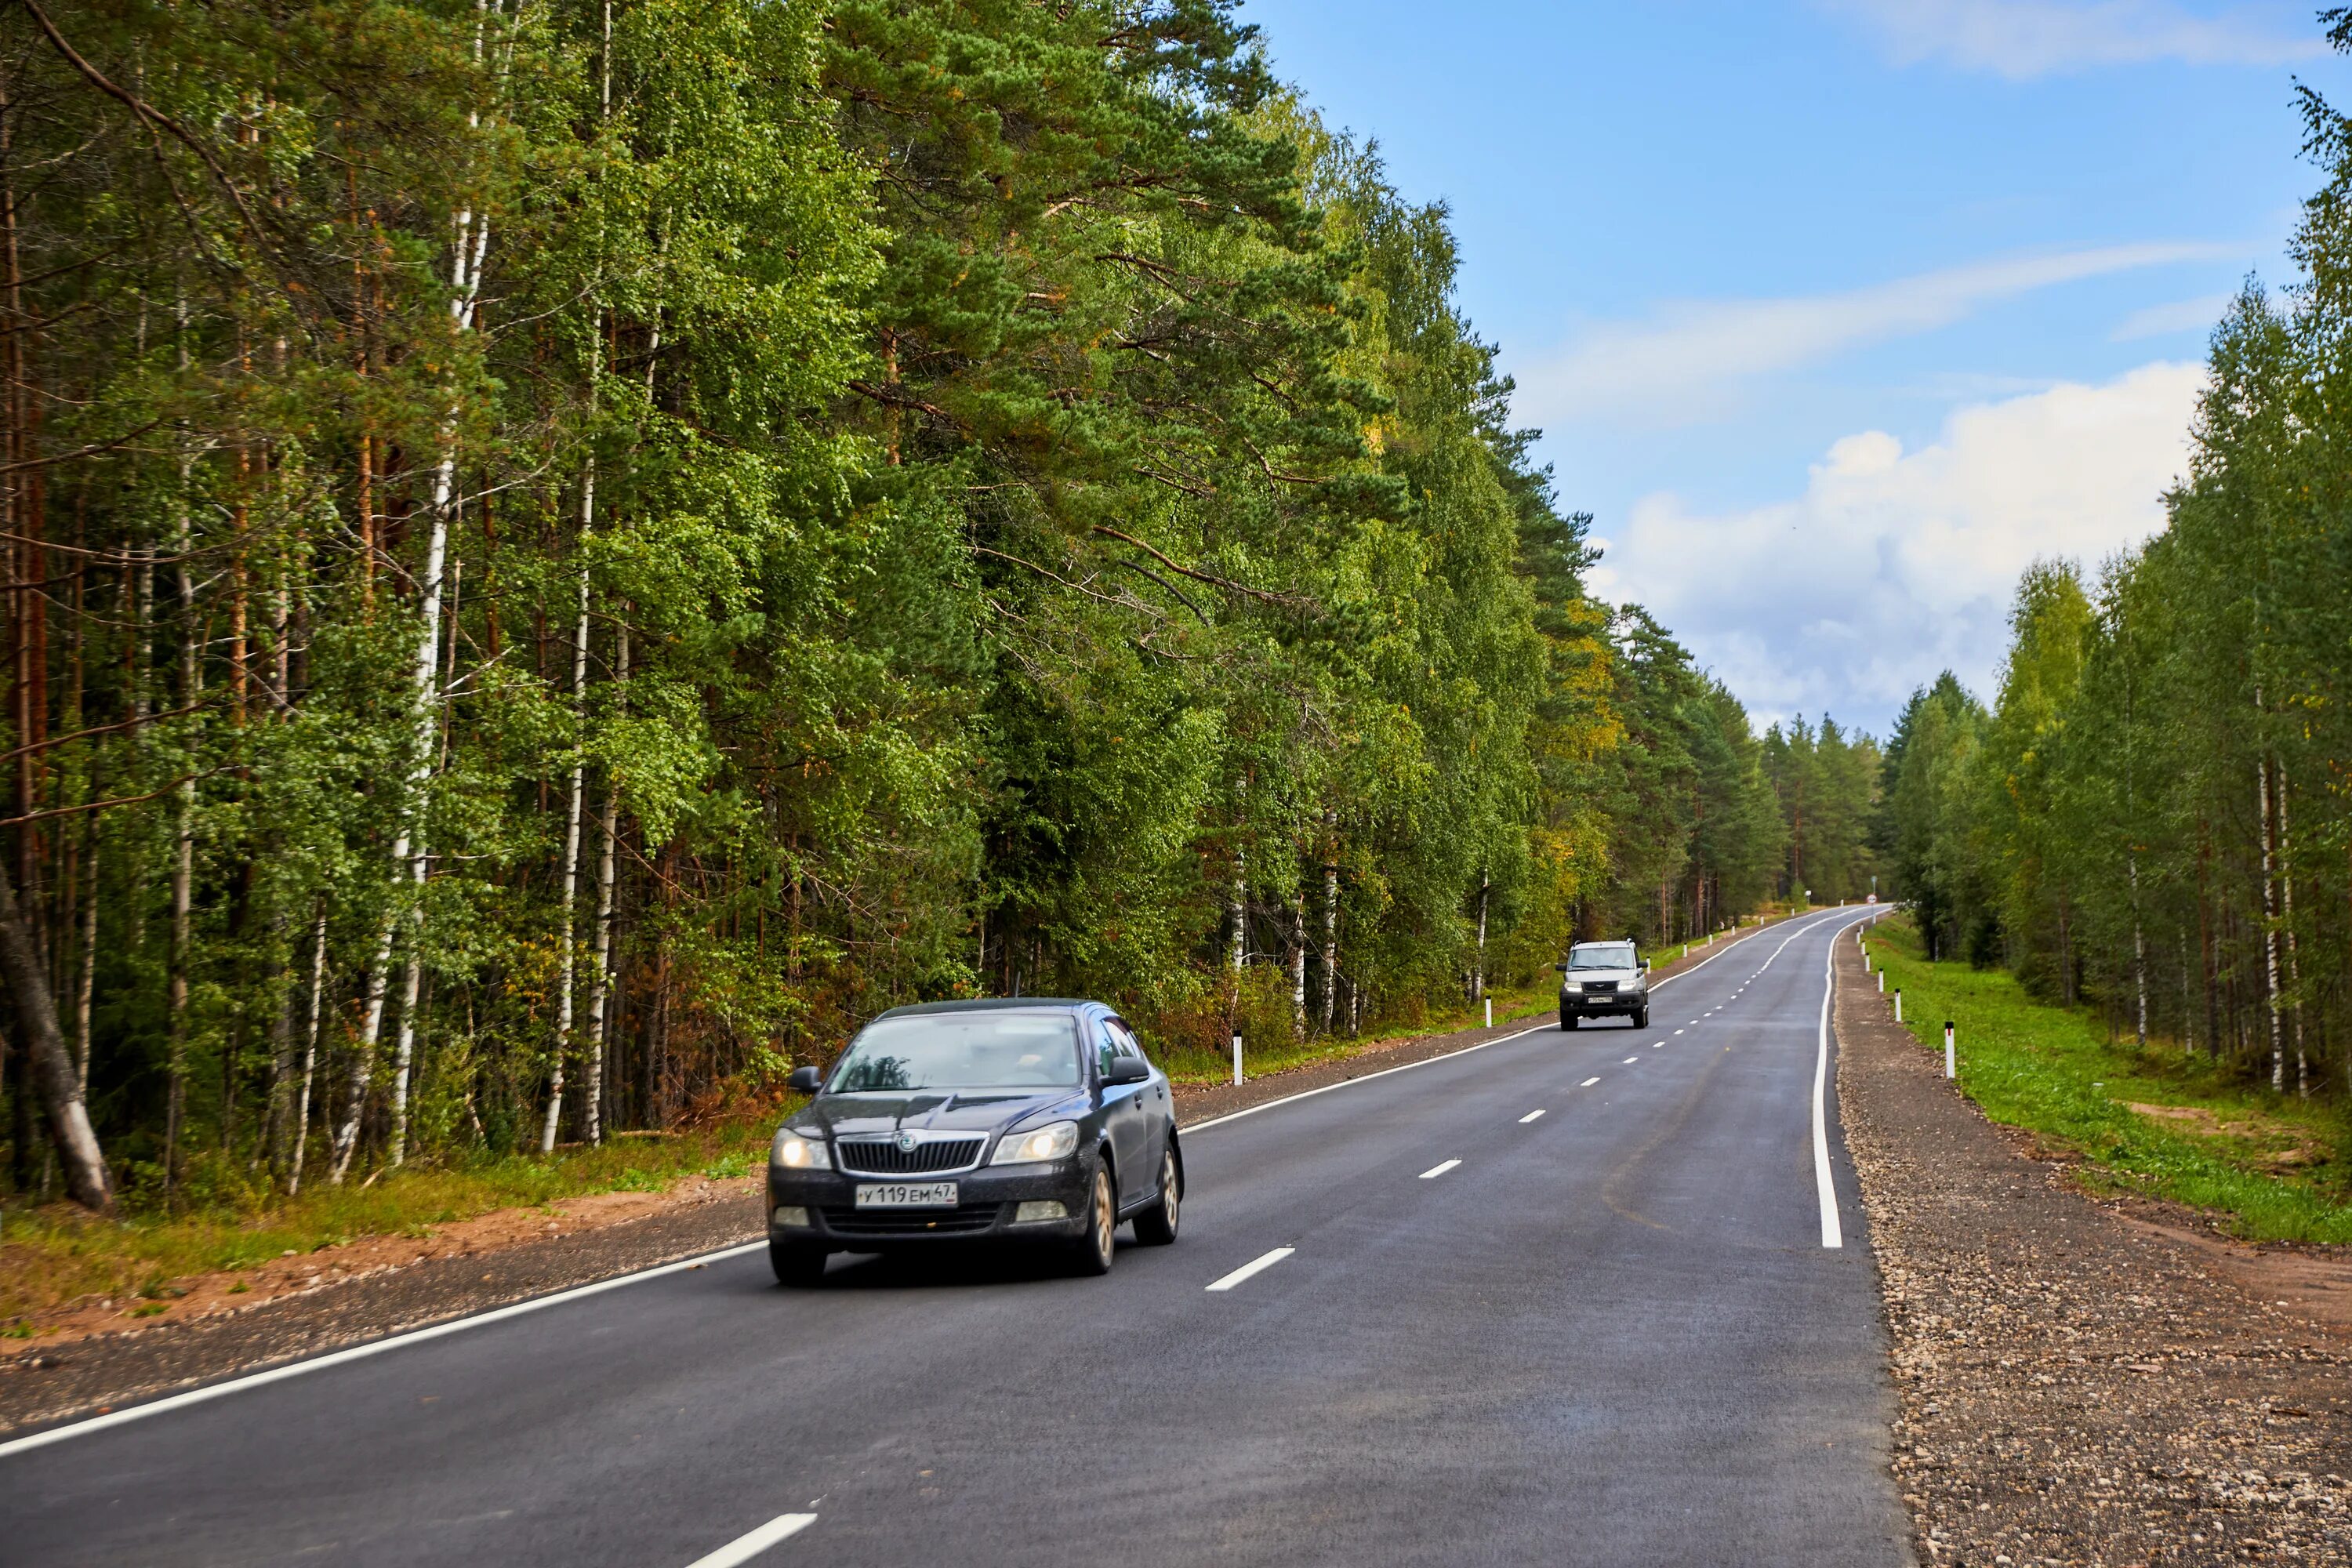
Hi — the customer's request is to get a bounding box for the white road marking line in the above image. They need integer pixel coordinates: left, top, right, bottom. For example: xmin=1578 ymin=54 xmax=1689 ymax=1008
xmin=684 ymin=1513 xmax=819 ymax=1568
xmin=1206 ymin=1247 xmax=1296 ymax=1292
xmin=1650 ymin=1043 xmax=1661 ymax=1048
xmin=1182 ymin=1024 xmax=1548 ymax=1134
xmin=1621 ymin=1056 xmax=1639 ymax=1065
xmin=1673 ymin=1029 xmax=1684 ymax=1036
xmin=1519 ymin=1109 xmax=1546 ymax=1123
xmin=1813 ymin=916 xmax=1868 ymax=1251
xmin=0 ymin=1240 xmax=769 ymax=1457
xmin=1581 ymin=1076 xmax=1600 ymax=1087
xmin=1419 ymin=1159 xmax=1461 ymax=1178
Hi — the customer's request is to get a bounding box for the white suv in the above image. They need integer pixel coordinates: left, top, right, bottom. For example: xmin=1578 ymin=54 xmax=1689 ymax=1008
xmin=1556 ymin=939 xmax=1650 ymax=1030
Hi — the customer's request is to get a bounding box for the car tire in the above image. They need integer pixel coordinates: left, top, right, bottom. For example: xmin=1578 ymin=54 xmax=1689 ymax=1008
xmin=1069 ymin=1160 xmax=1116 ymax=1276
xmin=769 ymin=1238 xmax=829 ymax=1289
xmin=1561 ymin=1012 xmax=1579 ymax=1030
xmin=1634 ymin=1006 xmax=1650 ymax=1029
xmin=1133 ymin=1142 xmax=1181 ymax=1246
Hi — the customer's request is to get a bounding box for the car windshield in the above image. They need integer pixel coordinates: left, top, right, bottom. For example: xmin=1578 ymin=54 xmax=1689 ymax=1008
xmin=828 ymin=1011 xmax=1083 ymax=1092
xmin=1568 ymin=942 xmax=1637 ymax=970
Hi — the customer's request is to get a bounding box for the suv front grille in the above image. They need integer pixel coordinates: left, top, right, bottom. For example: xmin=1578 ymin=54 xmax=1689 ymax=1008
xmin=1583 ymin=980 xmax=1617 ymax=994
xmin=820 ymin=1203 xmax=1001 ymax=1237
xmin=837 ymin=1138 xmax=984 ymax=1176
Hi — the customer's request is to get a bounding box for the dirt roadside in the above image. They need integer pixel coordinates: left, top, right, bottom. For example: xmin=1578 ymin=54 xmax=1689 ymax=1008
xmin=0 ymin=913 xmax=1788 ymax=1438
xmin=1835 ymin=931 xmax=2352 ymax=1564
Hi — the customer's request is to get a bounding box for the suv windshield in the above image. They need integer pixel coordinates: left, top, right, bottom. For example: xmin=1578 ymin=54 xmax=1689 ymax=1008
xmin=1568 ymin=942 xmax=1637 ymax=971
xmin=829 ymin=1011 xmax=1082 ymax=1092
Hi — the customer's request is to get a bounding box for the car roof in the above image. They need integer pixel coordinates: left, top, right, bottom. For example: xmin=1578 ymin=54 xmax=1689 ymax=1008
xmin=867 ymin=997 xmax=1103 ymax=1022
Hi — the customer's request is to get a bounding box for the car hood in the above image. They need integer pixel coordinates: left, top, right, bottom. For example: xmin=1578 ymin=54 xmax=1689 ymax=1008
xmin=794 ymin=1090 xmax=1088 ymax=1141
xmin=1566 ymin=967 xmax=1643 ymax=984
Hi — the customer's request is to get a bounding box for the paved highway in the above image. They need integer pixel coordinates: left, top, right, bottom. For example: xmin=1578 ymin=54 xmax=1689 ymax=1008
xmin=3 ymin=909 xmax=1912 ymax=1566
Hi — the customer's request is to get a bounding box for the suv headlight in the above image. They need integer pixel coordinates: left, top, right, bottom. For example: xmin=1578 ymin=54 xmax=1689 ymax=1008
xmin=991 ymin=1120 xmax=1080 ymax=1165
xmin=1563 ymin=981 xmax=1582 ymax=993
xmin=771 ymin=1129 xmax=829 ymax=1171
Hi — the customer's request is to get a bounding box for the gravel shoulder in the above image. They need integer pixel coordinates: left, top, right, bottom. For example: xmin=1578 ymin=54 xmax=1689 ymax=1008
xmin=1835 ymin=932 xmax=2352 ymax=1565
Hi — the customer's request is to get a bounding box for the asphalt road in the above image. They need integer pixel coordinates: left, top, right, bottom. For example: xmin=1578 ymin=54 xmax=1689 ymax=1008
xmin=2 ymin=908 xmax=1914 ymax=1567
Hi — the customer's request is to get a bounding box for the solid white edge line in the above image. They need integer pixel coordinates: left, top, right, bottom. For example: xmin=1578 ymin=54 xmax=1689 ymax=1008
xmin=1519 ymin=1109 xmax=1546 ymax=1123
xmin=1418 ymin=1160 xmax=1461 ymax=1179
xmin=1205 ymin=1247 xmax=1295 ymax=1292
xmin=0 ymin=1240 xmax=770 ymax=1457
xmin=684 ymin=1512 xmax=819 ymax=1568
xmin=1813 ymin=916 xmax=1855 ymax=1250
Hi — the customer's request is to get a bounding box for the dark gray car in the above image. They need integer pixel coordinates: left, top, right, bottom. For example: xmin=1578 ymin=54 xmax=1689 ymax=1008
xmin=766 ymin=999 xmax=1182 ymax=1285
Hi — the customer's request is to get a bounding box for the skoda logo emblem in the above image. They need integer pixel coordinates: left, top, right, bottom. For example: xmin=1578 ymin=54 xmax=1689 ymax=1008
xmin=895 ymin=1131 xmax=917 ymax=1152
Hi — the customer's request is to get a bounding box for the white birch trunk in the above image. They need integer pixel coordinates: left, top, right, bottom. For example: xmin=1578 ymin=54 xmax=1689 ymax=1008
xmin=2281 ymin=781 xmax=2305 ymax=1097
xmin=1320 ymin=843 xmax=1338 ymax=1035
xmin=2258 ymin=744 xmax=2284 ymax=1092
xmin=1287 ymin=892 xmax=1305 ymax=1030
xmin=289 ymin=906 xmax=325 ymax=1194
xmin=331 ymin=113 xmax=490 ymax=1183
xmin=1473 ymin=873 xmax=1489 ymax=1003
xmin=539 ymin=535 xmax=592 ymax=1153
xmin=1228 ymin=844 xmax=1245 ymax=973
xmin=583 ymin=620 xmax=626 ymax=1146
xmin=2129 ymin=851 xmax=2147 ymax=1052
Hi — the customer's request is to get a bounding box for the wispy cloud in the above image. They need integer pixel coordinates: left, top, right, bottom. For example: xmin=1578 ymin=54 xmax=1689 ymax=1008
xmin=1585 ymin=361 xmax=2205 ymax=731
xmin=2111 ymin=292 xmax=2233 ymax=339
xmin=1822 ymin=1 xmax=2322 ymax=79
xmin=1512 ymin=242 xmax=2234 ymax=428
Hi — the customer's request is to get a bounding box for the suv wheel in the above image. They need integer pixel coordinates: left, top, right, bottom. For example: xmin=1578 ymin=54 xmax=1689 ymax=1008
xmin=1134 ymin=1143 xmax=1181 ymax=1246
xmin=1069 ymin=1160 xmax=1116 ymax=1276
xmin=1634 ymin=1005 xmax=1650 ymax=1029
xmin=1561 ymin=1012 xmax=1579 ymax=1030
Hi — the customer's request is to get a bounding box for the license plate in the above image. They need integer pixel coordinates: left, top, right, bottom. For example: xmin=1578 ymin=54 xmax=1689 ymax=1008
xmin=855 ymin=1181 xmax=958 ymax=1209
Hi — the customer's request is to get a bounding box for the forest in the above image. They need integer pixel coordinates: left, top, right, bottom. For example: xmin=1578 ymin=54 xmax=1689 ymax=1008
xmin=1879 ymin=20 xmax=2352 ymax=1105
xmin=0 ymin=0 xmax=1880 ymax=1214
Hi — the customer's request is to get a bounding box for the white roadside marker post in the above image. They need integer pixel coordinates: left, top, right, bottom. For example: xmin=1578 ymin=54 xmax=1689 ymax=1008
xmin=1895 ymin=988 xmax=1903 ymax=1023
xmin=1944 ymin=1021 xmax=1956 ymax=1080
xmin=1878 ymin=971 xmax=1885 ymax=993
xmin=1232 ymin=1031 xmax=1243 ymax=1087
xmin=1484 ymin=997 xmax=1492 ymax=1029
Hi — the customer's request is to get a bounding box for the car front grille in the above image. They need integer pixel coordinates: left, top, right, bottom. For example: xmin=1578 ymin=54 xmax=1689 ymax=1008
xmin=836 ymin=1138 xmax=984 ymax=1176
xmin=1583 ymin=981 xmax=1617 ymax=994
xmin=820 ymin=1203 xmax=1002 ymax=1237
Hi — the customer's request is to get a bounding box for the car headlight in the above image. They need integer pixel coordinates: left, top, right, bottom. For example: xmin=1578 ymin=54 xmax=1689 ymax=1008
xmin=990 ymin=1120 xmax=1080 ymax=1165
xmin=771 ymin=1129 xmax=829 ymax=1171
xmin=1563 ymin=981 xmax=1582 ymax=993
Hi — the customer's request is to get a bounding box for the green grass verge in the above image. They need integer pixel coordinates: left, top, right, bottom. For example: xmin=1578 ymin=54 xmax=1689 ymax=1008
xmin=1864 ymin=916 xmax=2352 ymax=1244
xmin=0 ymin=1119 xmax=780 ymax=1326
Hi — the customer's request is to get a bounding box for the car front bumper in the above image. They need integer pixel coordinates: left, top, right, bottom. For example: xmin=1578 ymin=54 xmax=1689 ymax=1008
xmin=1561 ymin=989 xmax=1643 ymax=1016
xmin=768 ymin=1155 xmax=1096 ymax=1248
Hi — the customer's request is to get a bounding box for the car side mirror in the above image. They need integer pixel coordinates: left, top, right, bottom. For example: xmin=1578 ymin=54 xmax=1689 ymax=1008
xmin=1642 ymin=959 xmax=1651 ymax=972
xmin=787 ymin=1065 xmax=823 ymax=1094
xmin=1552 ymin=961 xmax=1568 ymax=972
xmin=1105 ymin=1055 xmax=1150 ymax=1086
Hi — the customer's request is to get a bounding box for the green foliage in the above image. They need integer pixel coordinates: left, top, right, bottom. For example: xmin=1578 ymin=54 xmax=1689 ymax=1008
xmin=0 ymin=0 xmax=1815 ymax=1221
xmin=1869 ymin=919 xmax=2352 ymax=1243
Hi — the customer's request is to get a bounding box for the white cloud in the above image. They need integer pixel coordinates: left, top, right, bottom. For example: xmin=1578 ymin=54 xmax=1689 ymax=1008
xmin=1824 ymin=0 xmax=2322 ymax=78
xmin=1512 ymin=242 xmax=2232 ymax=428
xmin=2111 ymin=292 xmax=2233 ymax=339
xmin=1585 ymin=360 xmax=2206 ymax=733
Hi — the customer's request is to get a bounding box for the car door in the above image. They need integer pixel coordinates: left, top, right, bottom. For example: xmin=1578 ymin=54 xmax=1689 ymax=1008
xmin=1095 ymin=1015 xmax=1152 ymax=1207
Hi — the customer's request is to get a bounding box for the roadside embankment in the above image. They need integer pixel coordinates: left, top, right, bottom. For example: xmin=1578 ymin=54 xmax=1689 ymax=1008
xmin=1836 ymin=928 xmax=2352 ymax=1564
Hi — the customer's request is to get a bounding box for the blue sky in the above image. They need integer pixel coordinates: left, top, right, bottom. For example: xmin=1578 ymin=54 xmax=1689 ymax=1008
xmin=1241 ymin=0 xmax=2349 ymax=737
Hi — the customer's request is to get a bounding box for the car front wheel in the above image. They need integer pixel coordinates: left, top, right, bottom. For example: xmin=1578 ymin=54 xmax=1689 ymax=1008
xmin=770 ymin=1238 xmax=829 ymax=1289
xmin=1070 ymin=1160 xmax=1116 ymax=1276
xmin=1134 ymin=1143 xmax=1181 ymax=1246
xmin=1634 ymin=1006 xmax=1650 ymax=1029
xmin=1561 ymin=1011 xmax=1579 ymax=1030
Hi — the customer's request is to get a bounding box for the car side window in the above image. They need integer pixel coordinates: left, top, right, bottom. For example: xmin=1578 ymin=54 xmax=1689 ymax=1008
xmin=1107 ymin=1019 xmax=1146 ymax=1065
xmin=1094 ymin=1020 xmax=1122 ymax=1080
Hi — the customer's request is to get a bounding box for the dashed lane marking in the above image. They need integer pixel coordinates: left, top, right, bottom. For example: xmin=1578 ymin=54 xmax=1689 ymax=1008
xmin=684 ymin=1514 xmax=818 ymax=1568
xmin=1519 ymin=1109 xmax=1546 ymax=1123
xmin=1419 ymin=1159 xmax=1462 ymax=1179
xmin=1580 ymin=1076 xmax=1601 ymax=1087
xmin=1207 ymin=1247 xmax=1296 ymax=1292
